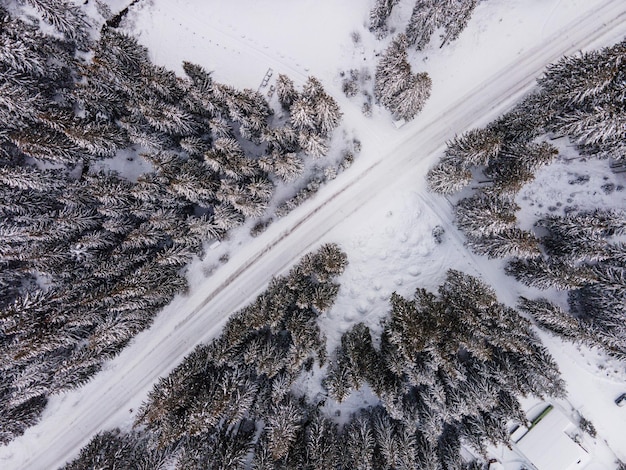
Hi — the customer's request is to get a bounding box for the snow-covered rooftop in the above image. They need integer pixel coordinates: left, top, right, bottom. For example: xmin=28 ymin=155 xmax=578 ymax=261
xmin=516 ymin=407 xmax=590 ymax=470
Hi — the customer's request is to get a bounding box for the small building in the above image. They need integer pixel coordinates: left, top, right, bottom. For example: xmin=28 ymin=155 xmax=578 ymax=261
xmin=514 ymin=406 xmax=590 ymax=470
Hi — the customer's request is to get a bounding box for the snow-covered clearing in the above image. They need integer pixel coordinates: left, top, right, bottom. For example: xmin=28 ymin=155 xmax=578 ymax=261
xmin=1 ymin=0 xmax=625 ymax=468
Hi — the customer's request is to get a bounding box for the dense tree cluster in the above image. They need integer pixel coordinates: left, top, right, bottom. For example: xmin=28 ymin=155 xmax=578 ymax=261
xmin=428 ymin=40 xmax=626 ymax=193
xmin=513 ymin=210 xmax=626 ymax=358
xmin=325 ymin=270 xmax=563 ymax=466
xmin=65 ymin=262 xmax=567 ymax=469
xmin=427 ymin=39 xmax=626 ymax=359
xmin=429 ymin=39 xmax=625 ymax=194
xmin=367 ymin=1 xmax=481 ymax=122
xmin=374 ymin=34 xmax=432 ymax=121
xmin=275 ymin=74 xmax=343 ymax=157
xmin=62 ymin=429 xmax=178 ymax=470
xmin=66 ymin=255 xmax=510 ymax=469
xmin=534 ymin=40 xmax=626 ymax=161
xmin=0 ymin=1 xmax=343 ymax=444
xmin=370 ymin=0 xmax=480 ymax=49
xmin=63 ymin=244 xmax=348 ymax=469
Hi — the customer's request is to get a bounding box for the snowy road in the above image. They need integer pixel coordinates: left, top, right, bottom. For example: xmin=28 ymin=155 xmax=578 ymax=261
xmin=2 ymin=1 xmax=626 ymax=468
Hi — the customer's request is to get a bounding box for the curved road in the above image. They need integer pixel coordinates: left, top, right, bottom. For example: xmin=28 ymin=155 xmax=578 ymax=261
xmin=1 ymin=1 xmax=625 ymax=468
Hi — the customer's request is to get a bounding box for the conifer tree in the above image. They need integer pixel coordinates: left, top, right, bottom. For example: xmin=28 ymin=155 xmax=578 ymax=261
xmin=20 ymin=0 xmax=91 ymax=47
xmin=454 ymin=191 xmax=518 ymax=237
xmin=369 ymin=0 xmax=399 ymax=36
xmin=505 ymin=257 xmax=595 ymax=290
xmin=426 ymin=160 xmax=473 ymax=194
xmin=445 ymin=128 xmax=503 ymax=168
xmin=266 ymin=399 xmax=303 ymax=461
xmin=466 ymin=228 xmax=541 ymax=259
xmin=518 ymin=297 xmax=583 ymax=341
xmin=536 ymin=39 xmax=626 ymax=160
xmin=374 ymin=34 xmax=431 ymax=121
xmin=342 ymin=413 xmax=376 ymax=470
xmin=314 ymin=93 xmax=343 ymax=136
xmin=276 ymin=74 xmax=299 ymax=110
xmin=405 ymin=0 xmax=480 ymax=50
xmin=305 ymin=412 xmax=340 ymax=470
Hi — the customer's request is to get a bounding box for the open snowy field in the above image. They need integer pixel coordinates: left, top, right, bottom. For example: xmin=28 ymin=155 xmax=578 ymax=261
xmin=1 ymin=0 xmax=625 ymax=468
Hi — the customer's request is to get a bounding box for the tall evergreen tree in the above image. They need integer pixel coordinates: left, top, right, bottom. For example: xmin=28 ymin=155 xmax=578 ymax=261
xmin=374 ymin=34 xmax=431 ymax=121
xmin=405 ymin=0 xmax=479 ymax=50
xmin=369 ymin=0 xmax=400 ymax=37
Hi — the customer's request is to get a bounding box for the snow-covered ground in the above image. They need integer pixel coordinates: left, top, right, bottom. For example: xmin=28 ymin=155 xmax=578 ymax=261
xmin=1 ymin=0 xmax=626 ymax=468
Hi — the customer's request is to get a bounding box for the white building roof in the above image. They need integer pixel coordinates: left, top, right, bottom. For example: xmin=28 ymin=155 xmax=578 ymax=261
xmin=516 ymin=407 xmax=589 ymax=470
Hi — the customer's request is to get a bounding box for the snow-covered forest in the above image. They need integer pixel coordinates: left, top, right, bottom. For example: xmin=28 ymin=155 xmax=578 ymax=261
xmin=1 ymin=0 xmax=625 ymax=469
xmin=428 ymin=39 xmax=626 ymax=360
xmin=62 ymin=250 xmax=563 ymax=469
xmin=0 ymin=0 xmax=342 ymax=444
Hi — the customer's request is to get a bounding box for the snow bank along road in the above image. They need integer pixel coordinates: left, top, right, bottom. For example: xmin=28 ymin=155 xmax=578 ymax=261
xmin=2 ymin=2 xmax=625 ymax=468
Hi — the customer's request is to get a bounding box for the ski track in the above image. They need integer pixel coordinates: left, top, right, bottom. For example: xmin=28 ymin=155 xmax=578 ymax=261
xmin=1 ymin=1 xmax=625 ymax=468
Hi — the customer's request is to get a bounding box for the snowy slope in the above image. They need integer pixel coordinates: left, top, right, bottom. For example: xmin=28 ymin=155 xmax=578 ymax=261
xmin=1 ymin=0 xmax=625 ymax=468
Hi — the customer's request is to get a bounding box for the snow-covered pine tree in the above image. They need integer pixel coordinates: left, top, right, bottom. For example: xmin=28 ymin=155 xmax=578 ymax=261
xmin=369 ymin=0 xmax=400 ymax=37
xmin=439 ymin=0 xmax=478 ymax=48
xmin=539 ymin=210 xmax=626 ymax=240
xmin=536 ymin=39 xmax=626 ymax=160
xmin=372 ymin=408 xmax=401 ymax=468
xmin=437 ymin=427 xmax=463 ymax=470
xmin=388 ymin=72 xmax=432 ymax=121
xmin=505 ymin=257 xmax=596 ymax=290
xmin=262 ymin=126 xmax=299 ymax=154
xmin=259 ymin=151 xmax=304 ymax=182
xmin=454 ymin=191 xmax=518 ymax=238
xmin=445 ymin=127 xmax=503 ymax=168
xmin=374 ymin=34 xmax=432 ymax=121
xmin=290 ymin=99 xmax=317 ymax=131
xmin=180 ymin=422 xmax=255 ymax=470
xmin=276 ymin=73 xmax=299 ymax=110
xmin=19 ymin=0 xmax=91 ymax=48
xmin=518 ymin=297 xmax=583 ymax=342
xmin=61 ymin=430 xmax=139 ymax=470
xmin=0 ymin=165 xmax=64 ymax=192
xmin=405 ymin=0 xmax=480 ymax=50
xmin=138 ymin=99 xmax=198 ymax=137
xmin=342 ymin=412 xmax=376 ymax=469
xmin=323 ymin=354 xmax=356 ymax=402
xmin=266 ymin=399 xmax=303 ymax=461
xmin=314 ymin=93 xmax=343 ymax=136
xmin=405 ymin=0 xmax=439 ymax=50
xmin=426 ymin=159 xmax=473 ymax=194
xmin=305 ymin=412 xmax=340 ymax=470
xmin=298 ymin=129 xmax=329 ymax=157
xmin=0 ymin=394 xmax=48 ymax=445
xmin=466 ymin=228 xmax=541 ymax=259
xmin=9 ymin=126 xmax=83 ymax=164
xmin=484 ymin=141 xmax=558 ymax=194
